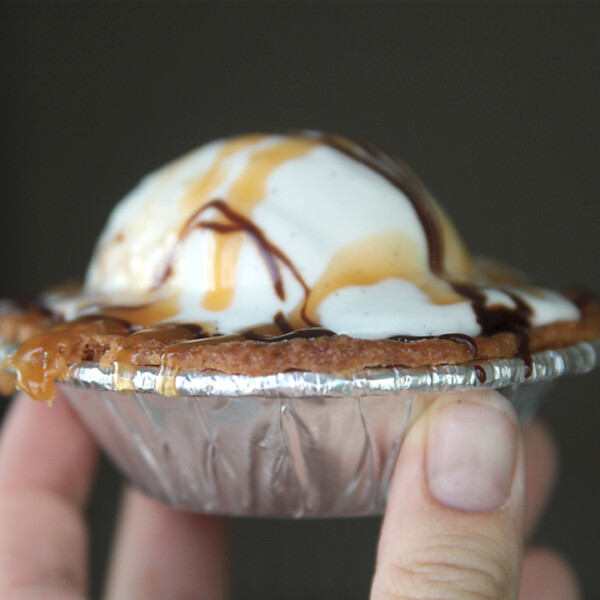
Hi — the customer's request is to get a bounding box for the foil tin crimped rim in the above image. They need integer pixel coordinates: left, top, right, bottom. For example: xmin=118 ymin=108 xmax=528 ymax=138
xmin=2 ymin=337 xmax=599 ymax=398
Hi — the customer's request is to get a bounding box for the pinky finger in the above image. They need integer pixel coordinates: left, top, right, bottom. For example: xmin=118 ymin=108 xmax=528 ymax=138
xmin=519 ymin=547 xmax=581 ymax=600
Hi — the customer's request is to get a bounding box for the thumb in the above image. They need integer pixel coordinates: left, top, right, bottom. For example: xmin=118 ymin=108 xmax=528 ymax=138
xmin=371 ymin=390 xmax=525 ymax=600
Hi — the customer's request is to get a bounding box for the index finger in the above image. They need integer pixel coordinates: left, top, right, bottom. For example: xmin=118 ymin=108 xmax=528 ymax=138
xmin=0 ymin=391 xmax=99 ymax=598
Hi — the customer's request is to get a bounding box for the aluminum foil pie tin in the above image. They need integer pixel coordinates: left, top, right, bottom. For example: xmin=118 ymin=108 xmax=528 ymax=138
xmin=4 ymin=339 xmax=600 ymax=517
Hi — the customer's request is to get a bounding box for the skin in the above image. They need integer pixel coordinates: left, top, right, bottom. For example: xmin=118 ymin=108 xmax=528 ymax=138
xmin=0 ymin=391 xmax=581 ymax=600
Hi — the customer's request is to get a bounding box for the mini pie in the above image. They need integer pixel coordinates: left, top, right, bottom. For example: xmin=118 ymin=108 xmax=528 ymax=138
xmin=2 ymin=131 xmax=599 ymax=402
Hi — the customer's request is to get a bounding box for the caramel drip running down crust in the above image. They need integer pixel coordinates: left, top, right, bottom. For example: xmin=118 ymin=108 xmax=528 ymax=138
xmin=5 ymin=131 xmax=588 ymax=401
xmin=10 ymin=317 xmax=132 ymax=401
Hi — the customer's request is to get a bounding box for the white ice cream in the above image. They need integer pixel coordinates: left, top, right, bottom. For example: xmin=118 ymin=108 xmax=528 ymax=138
xmin=56 ymin=132 xmax=578 ymax=338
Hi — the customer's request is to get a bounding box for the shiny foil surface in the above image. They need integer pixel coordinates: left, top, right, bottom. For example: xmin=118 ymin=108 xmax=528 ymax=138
xmin=47 ymin=340 xmax=598 ymax=517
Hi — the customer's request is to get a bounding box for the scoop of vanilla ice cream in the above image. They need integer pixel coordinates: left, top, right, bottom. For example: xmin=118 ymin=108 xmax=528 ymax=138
xmin=76 ymin=132 xmax=578 ymax=338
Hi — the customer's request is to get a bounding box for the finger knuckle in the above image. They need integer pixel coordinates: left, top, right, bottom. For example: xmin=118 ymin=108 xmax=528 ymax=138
xmin=373 ymin=532 xmax=518 ymax=600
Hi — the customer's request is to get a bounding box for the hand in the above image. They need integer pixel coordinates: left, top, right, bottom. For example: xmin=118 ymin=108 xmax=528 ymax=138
xmin=371 ymin=390 xmax=580 ymax=600
xmin=0 ymin=392 xmax=227 ymax=599
xmin=0 ymin=390 xmax=580 ymax=599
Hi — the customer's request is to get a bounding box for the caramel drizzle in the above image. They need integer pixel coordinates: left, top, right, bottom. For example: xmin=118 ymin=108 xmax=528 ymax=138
xmin=9 ymin=316 xmax=133 ymax=402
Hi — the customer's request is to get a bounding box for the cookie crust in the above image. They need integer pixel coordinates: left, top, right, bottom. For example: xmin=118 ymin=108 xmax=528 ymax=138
xmin=1 ymin=297 xmax=599 ymax=380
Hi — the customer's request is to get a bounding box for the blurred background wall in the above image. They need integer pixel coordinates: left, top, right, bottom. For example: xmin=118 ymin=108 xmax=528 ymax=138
xmin=1 ymin=3 xmax=599 ymax=598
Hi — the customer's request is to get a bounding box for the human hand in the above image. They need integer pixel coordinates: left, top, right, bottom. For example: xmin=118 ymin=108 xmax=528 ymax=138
xmin=0 ymin=390 xmax=580 ymax=599
xmin=371 ymin=390 xmax=580 ymax=600
xmin=0 ymin=392 xmax=227 ymax=599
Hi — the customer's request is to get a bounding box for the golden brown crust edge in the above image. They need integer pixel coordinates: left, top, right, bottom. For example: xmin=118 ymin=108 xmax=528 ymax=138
xmin=125 ymin=307 xmax=600 ymax=376
xmin=1 ymin=299 xmax=599 ymax=379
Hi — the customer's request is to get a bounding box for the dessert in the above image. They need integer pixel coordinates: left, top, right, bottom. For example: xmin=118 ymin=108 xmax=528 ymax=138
xmin=1 ymin=131 xmax=599 ymax=402
xmin=2 ymin=130 xmax=599 ymax=517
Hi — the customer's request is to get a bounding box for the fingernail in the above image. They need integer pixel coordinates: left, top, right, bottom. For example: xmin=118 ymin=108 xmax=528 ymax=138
xmin=427 ymin=402 xmax=517 ymax=512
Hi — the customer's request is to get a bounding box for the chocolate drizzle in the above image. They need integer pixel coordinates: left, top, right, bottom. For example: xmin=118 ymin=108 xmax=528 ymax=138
xmin=274 ymin=311 xmax=293 ymax=334
xmin=569 ymin=288 xmax=600 ymax=310
xmin=155 ymin=199 xmax=318 ymax=327
xmin=388 ymin=332 xmax=477 ymax=357
xmin=452 ymin=283 xmax=534 ymax=376
xmin=242 ymin=327 xmax=335 ymax=343
xmin=474 ymin=365 xmax=487 ymax=383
